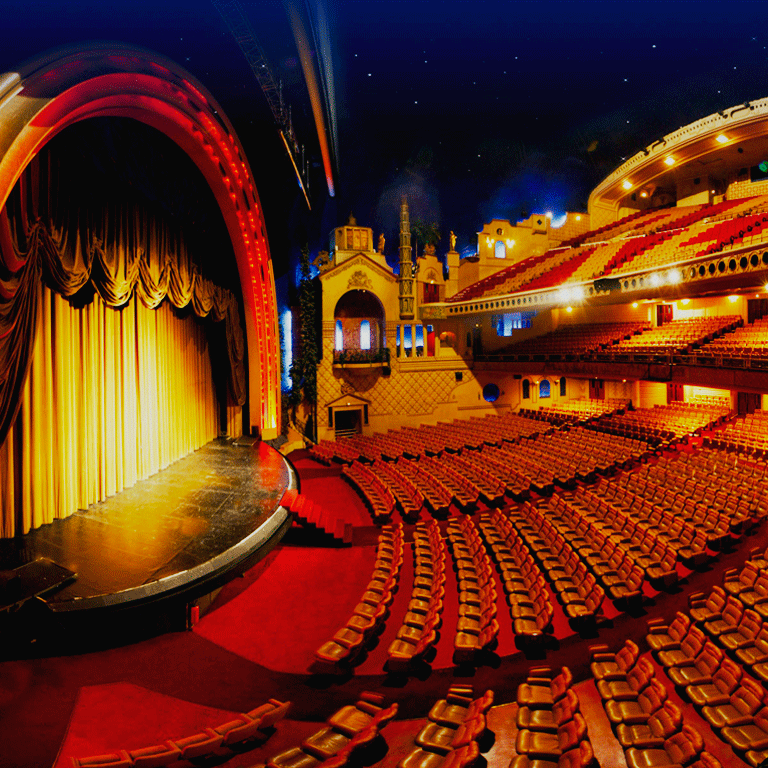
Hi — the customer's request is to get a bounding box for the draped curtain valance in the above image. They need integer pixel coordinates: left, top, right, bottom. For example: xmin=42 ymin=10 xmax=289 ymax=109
xmin=0 ymin=155 xmax=246 ymax=448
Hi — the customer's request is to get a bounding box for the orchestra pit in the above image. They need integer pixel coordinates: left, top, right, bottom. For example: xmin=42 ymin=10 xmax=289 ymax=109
xmin=7 ymin=33 xmax=768 ymax=768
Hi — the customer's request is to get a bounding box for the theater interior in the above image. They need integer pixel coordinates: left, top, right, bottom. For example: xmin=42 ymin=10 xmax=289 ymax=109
xmin=5 ymin=6 xmax=768 ymax=768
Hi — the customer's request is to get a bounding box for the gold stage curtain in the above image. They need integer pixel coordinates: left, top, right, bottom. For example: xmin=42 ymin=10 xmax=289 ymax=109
xmin=0 ymin=154 xmax=246 ymax=451
xmin=0 ymin=154 xmax=246 ymax=537
xmin=0 ymin=285 xmax=218 ymax=537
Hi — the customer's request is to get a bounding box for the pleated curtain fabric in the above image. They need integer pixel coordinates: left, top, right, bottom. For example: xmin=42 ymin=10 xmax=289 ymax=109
xmin=0 ymin=155 xmax=243 ymax=537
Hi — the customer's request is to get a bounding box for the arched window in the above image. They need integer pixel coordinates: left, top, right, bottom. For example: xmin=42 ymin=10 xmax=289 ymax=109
xmin=495 ymin=240 xmax=506 ymax=259
xmin=539 ymin=379 xmax=551 ymax=399
xmin=522 ymin=379 xmax=530 ymax=399
xmin=335 ymin=319 xmax=343 ymax=350
xmin=360 ymin=320 xmax=371 ymax=350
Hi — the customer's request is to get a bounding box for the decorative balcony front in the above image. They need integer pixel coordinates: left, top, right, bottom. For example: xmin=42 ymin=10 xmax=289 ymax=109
xmin=332 ymin=347 xmax=391 ymax=369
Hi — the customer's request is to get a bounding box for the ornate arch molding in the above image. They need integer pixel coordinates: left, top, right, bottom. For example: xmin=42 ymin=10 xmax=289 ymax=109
xmin=0 ymin=43 xmax=279 ymax=438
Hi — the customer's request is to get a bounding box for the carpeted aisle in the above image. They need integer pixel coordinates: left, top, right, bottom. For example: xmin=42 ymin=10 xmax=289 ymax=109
xmin=194 ymin=543 xmax=377 ymax=672
xmin=54 ymin=683 xmax=240 ymax=768
xmin=289 ymin=452 xmax=373 ymax=527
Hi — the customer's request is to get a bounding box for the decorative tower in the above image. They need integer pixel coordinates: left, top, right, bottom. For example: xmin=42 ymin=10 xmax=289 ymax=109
xmin=398 ymin=196 xmax=415 ymax=319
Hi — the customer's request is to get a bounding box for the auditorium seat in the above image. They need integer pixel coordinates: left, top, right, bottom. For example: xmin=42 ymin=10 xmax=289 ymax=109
xmin=71 ymin=753 xmax=132 ymax=768
xmin=615 ymin=701 xmax=683 ymax=749
xmin=515 ymin=712 xmax=588 ymax=761
xmin=398 ymin=742 xmax=479 ymax=768
xmin=647 ymin=613 xmax=691 ymax=654
xmin=590 ymin=640 xmax=640 ymax=680
xmin=508 ymin=742 xmax=597 ymax=768
xmin=666 ymin=640 xmax=724 ymax=687
xmin=517 ymin=689 xmax=580 ymax=736
xmin=604 ymin=677 xmax=669 ymax=726
xmin=623 ymin=723 xmax=704 ymax=768
xmin=516 ymin=667 xmax=573 ymax=710
xmin=685 ymin=656 xmax=742 ymax=707
xmin=127 ymin=742 xmax=182 ymax=768
xmin=427 ymin=689 xmax=494 ymax=728
xmin=700 ymin=676 xmax=764 ymax=731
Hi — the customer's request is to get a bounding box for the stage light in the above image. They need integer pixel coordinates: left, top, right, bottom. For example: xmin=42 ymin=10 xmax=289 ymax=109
xmin=622 ymin=180 xmax=632 ymax=190
xmin=566 ymin=306 xmax=573 ymax=313
xmin=681 ymin=298 xmax=690 ymax=305
xmin=575 ymin=215 xmax=582 ymax=221
xmin=728 ymin=295 xmax=739 ymax=303
xmin=667 ymin=268 xmax=681 ymax=284
xmin=650 ymin=273 xmax=661 ymax=287
xmin=640 ymin=191 xmax=648 ymax=198
xmin=716 ymin=134 xmax=729 ymax=144
xmin=632 ymin=302 xmax=638 ymax=308
xmin=665 ymin=156 xmax=675 ymax=165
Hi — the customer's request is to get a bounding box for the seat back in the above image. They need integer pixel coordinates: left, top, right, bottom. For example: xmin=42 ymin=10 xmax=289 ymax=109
xmin=664 ymin=724 xmax=704 ymax=765
xmin=649 ymin=700 xmax=683 ymax=740
xmin=616 ymin=639 xmax=640 ymax=672
xmin=731 ymin=677 xmax=764 ymax=717
xmin=638 ymin=677 xmax=668 ymax=716
xmin=627 ymin=657 xmax=655 ymax=693
xmin=670 ymin=612 xmax=691 ymax=641
xmin=695 ymin=641 xmax=724 ymax=677
xmin=712 ymin=657 xmax=743 ymax=695
xmin=557 ymin=712 xmax=587 ymax=753
xmin=721 ymin=597 xmax=744 ymax=627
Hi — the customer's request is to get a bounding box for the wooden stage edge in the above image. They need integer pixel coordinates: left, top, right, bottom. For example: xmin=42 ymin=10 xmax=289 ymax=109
xmin=0 ymin=438 xmax=296 ymax=651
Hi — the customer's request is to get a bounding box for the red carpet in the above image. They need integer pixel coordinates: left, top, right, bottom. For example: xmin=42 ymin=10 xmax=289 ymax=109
xmin=54 ymin=683 xmax=239 ymax=767
xmin=289 ymin=452 xmax=373 ymax=527
xmin=194 ymin=543 xmax=377 ymax=672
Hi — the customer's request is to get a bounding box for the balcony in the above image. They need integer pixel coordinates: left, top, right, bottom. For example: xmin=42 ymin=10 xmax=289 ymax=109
xmin=332 ymin=347 xmax=391 ymax=370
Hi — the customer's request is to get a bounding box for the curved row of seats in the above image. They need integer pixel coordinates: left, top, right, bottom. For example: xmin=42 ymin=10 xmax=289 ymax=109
xmin=397 ymin=686 xmax=494 ymax=768
xmin=502 ymin=503 xmax=608 ymax=630
xmin=315 ymin=525 xmax=403 ymax=669
xmin=512 ymin=667 xmax=598 ymax=768
xmin=521 ymin=397 xmax=630 ymax=423
xmin=71 ymin=698 xmax=291 ymax=768
xmin=419 ymin=455 xmax=480 ymax=512
xmin=446 ymin=518 xmax=499 ymax=664
xmin=590 ymin=641 xmax=722 ymax=768
xmin=387 ymin=521 xmax=445 ymax=672
xmin=598 ymin=448 xmax=765 ymax=548
xmin=369 ymin=459 xmax=424 ymax=521
xmin=248 ymin=693 xmax=398 ymax=768
xmin=341 ymin=461 xmax=396 ymax=522
xmin=395 ymin=457 xmax=453 ymax=516
xmin=648 ymin=600 xmax=768 ymax=768
xmin=475 ymin=510 xmax=556 ymax=648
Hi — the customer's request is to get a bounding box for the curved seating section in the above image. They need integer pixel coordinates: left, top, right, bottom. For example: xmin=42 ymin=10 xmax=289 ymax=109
xmin=502 ymin=503 xmax=608 ymax=631
xmin=315 ymin=525 xmax=403 ymax=669
xmin=647 ymin=584 xmax=768 ymax=768
xmin=253 ymin=693 xmax=398 ymax=768
xmin=590 ymin=640 xmax=722 ymax=768
xmin=476 ymin=511 xmax=552 ymax=645
xmin=398 ymin=686 xmax=493 ymax=768
xmin=512 ymin=667 xmax=598 ymax=768
xmin=369 ymin=459 xmax=424 ymax=522
xmin=592 ymin=402 xmax=731 ymax=445
xmin=450 ymin=195 xmax=768 ymax=305
xmin=607 ymin=446 xmax=768 ymax=545
xmin=342 ymin=461 xmax=397 ymax=523
xmin=310 ymin=413 xmax=547 ymax=466
xmin=387 ymin=521 xmax=446 ymax=672
xmin=705 ymin=409 xmax=768 ymax=456
xmin=445 ymin=518 xmax=499 ymax=664
xmin=419 ymin=455 xmax=480 ymax=512
xmin=395 ymin=458 xmax=453 ymax=516
xmin=521 ymin=399 xmax=630 ymax=425
xmin=697 ymin=317 xmax=768 ymax=361
xmin=609 ymin=316 xmax=742 ymax=355
xmin=70 ymin=698 xmax=291 ymax=768
xmin=499 ymin=321 xmax=650 ymax=360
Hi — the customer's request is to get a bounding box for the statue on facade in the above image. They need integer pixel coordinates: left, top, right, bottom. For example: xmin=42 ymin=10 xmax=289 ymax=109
xmin=378 ymin=233 xmax=385 ymax=254
xmin=449 ymin=230 xmax=457 ymax=252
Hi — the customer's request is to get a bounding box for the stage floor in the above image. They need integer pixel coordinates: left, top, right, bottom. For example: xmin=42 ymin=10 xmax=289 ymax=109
xmin=0 ymin=439 xmax=294 ymax=612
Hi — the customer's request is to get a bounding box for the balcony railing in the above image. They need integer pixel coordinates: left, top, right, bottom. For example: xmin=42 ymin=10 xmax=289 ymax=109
xmin=333 ymin=348 xmax=390 ymax=366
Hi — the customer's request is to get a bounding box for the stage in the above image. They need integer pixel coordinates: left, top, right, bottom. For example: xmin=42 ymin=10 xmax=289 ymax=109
xmin=0 ymin=438 xmax=295 ymax=648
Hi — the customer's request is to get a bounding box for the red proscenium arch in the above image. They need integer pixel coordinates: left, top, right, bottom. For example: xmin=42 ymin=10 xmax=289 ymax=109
xmin=0 ymin=44 xmax=279 ymax=437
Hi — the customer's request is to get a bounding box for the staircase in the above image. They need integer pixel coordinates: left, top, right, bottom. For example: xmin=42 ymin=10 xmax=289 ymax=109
xmin=280 ymin=489 xmax=353 ymax=546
